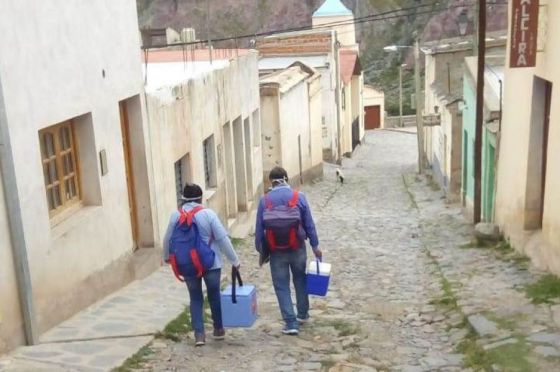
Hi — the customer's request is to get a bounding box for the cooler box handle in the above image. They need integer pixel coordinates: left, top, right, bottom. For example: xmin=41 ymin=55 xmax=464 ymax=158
xmin=231 ymin=266 xmax=243 ymax=304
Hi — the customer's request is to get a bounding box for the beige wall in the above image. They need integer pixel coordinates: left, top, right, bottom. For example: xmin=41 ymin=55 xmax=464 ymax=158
xmin=496 ymin=0 xmax=560 ymax=273
xmin=261 ymin=93 xmax=282 ymax=181
xmin=424 ymin=97 xmax=461 ymax=199
xmin=309 ymin=75 xmax=324 ymax=171
xmin=146 ymin=53 xmax=263 ymax=240
xmin=260 ymin=68 xmax=323 ymax=187
xmin=312 ymin=15 xmax=356 ymax=47
xmin=340 ymin=75 xmax=361 ymax=156
xmin=0 ymin=0 xmax=153 ymax=348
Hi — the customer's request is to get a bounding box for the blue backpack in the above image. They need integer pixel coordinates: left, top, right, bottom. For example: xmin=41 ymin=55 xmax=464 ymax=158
xmin=168 ymin=206 xmax=215 ymax=280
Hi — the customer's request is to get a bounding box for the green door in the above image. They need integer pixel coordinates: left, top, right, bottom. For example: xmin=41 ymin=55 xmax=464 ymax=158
xmin=483 ymin=144 xmax=496 ymax=222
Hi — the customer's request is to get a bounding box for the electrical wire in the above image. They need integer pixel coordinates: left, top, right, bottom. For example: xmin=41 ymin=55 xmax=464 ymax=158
xmin=141 ymin=1 xmax=507 ymax=50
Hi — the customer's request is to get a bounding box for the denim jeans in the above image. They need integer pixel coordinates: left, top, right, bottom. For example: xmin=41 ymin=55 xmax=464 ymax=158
xmin=270 ymin=247 xmax=308 ymax=329
xmin=184 ymin=268 xmax=222 ymax=335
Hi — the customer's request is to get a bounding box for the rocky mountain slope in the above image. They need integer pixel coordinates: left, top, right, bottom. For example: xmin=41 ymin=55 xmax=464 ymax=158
xmin=136 ymin=0 xmax=507 ymax=115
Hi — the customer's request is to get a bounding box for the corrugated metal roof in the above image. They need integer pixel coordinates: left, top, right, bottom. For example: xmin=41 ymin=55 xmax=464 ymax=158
xmin=313 ymin=0 xmax=352 ymax=17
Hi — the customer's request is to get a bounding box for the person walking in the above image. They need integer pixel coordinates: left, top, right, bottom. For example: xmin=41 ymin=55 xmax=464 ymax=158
xmin=163 ymin=183 xmax=240 ymax=346
xmin=255 ymin=167 xmax=321 ymax=335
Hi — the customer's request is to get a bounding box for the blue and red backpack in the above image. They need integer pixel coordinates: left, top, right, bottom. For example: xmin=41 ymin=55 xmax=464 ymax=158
xmin=263 ymin=191 xmax=304 ymax=251
xmin=168 ymin=206 xmax=215 ymax=281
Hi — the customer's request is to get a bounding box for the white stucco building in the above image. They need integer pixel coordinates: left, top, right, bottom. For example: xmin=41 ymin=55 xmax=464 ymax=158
xmin=495 ymin=0 xmax=560 ymax=274
xmin=422 ymin=37 xmax=506 ymax=202
xmin=144 ymin=49 xmax=263 ymax=239
xmin=257 ymin=0 xmax=364 ymax=163
xmin=258 ymin=30 xmax=342 ymax=162
xmin=0 ymin=0 xmax=155 ymax=351
xmin=260 ymin=63 xmax=323 ymax=188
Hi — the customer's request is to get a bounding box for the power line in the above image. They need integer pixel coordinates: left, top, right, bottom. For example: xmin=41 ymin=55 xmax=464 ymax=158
xmin=142 ymin=1 xmax=507 ymax=50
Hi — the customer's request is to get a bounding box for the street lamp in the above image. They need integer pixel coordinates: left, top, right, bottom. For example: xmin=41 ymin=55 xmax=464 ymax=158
xmin=457 ymin=9 xmax=469 ymax=36
xmin=399 ymin=63 xmax=407 ymax=127
xmin=384 ymin=42 xmax=425 ymax=174
xmin=383 ymin=45 xmax=410 ymax=53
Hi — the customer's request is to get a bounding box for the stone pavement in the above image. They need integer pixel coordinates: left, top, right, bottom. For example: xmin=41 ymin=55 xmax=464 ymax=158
xmin=405 ymin=172 xmax=560 ymax=370
xmin=130 ymin=130 xmax=467 ymax=371
xmin=0 ymin=269 xmax=186 ymax=371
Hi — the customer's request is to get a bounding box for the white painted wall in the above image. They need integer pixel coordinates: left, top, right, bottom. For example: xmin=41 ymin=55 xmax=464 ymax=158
xmin=0 ymin=173 xmax=24 ymax=352
xmin=0 ymin=0 xmax=150 ymax=344
xmin=145 ymin=52 xmax=262 ymax=242
xmin=279 ymin=83 xmax=311 ymax=181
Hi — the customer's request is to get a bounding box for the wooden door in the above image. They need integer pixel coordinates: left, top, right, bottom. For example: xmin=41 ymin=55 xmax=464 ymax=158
xmin=540 ymin=81 xmax=552 ymax=223
xmin=119 ymin=102 xmax=139 ymax=250
xmin=365 ymin=105 xmax=381 ymax=130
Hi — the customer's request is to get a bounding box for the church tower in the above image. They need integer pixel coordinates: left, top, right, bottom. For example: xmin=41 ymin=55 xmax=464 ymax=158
xmin=312 ymin=0 xmax=356 ymax=47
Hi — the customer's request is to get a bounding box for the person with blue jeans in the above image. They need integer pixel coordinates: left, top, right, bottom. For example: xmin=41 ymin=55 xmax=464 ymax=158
xmin=163 ymin=183 xmax=240 ymax=346
xmin=255 ymin=167 xmax=321 ymax=335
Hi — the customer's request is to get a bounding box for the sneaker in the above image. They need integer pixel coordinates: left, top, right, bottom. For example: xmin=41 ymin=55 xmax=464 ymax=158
xmin=195 ymin=333 xmax=206 ymax=346
xmin=213 ymin=328 xmax=225 ymax=340
xmin=282 ymin=328 xmax=299 ymax=336
xmin=296 ymin=316 xmax=309 ymax=324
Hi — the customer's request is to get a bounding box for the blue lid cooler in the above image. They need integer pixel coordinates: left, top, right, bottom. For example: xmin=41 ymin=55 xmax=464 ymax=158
xmin=306 ymin=260 xmax=331 ymax=296
xmin=221 ymin=268 xmax=257 ymax=328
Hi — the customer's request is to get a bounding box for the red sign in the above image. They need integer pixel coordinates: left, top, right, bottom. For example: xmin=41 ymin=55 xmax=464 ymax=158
xmin=510 ymin=0 xmax=539 ymax=68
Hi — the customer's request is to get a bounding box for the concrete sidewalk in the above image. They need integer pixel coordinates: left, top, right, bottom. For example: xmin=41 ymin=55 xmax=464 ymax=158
xmin=0 ymin=268 xmax=186 ymax=371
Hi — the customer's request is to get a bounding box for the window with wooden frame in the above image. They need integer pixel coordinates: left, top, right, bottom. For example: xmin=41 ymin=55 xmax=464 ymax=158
xmin=40 ymin=121 xmax=81 ymax=216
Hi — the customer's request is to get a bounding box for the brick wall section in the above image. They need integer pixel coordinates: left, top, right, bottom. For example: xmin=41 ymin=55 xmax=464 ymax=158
xmin=258 ymin=33 xmax=332 ymax=55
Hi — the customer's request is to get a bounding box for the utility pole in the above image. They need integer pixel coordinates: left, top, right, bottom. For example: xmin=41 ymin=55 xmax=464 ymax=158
xmin=474 ymin=0 xmax=487 ymax=224
xmin=399 ymin=64 xmax=404 ymax=127
xmin=206 ymin=0 xmax=212 ymax=64
xmin=472 ymin=1 xmax=479 ymax=55
xmin=414 ymin=38 xmax=425 ymax=174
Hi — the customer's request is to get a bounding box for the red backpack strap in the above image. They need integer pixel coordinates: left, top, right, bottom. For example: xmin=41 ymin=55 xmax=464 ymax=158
xmin=178 ymin=205 xmax=205 ymax=226
xmin=178 ymin=208 xmax=189 ymax=225
xmin=190 ymin=249 xmax=204 ymax=278
xmin=168 ymin=255 xmax=185 ymax=282
xmin=287 ymin=191 xmax=299 ymax=208
xmin=188 ymin=205 xmax=205 ymax=224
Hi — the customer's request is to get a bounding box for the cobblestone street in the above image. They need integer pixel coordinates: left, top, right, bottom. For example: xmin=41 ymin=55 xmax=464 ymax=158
xmin=138 ymin=130 xmax=465 ymax=371
xmin=3 ymin=130 xmax=559 ymax=371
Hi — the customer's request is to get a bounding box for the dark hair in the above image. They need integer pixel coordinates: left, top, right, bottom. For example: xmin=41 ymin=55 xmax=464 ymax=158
xmin=269 ymin=167 xmax=288 ymax=184
xmin=182 ymin=183 xmax=203 ymax=203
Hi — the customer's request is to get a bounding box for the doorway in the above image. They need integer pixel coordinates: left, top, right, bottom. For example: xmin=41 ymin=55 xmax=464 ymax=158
xmin=483 ymin=143 xmax=495 ymax=222
xmin=365 ymin=105 xmax=381 ymax=129
xmin=462 ymin=131 xmax=468 ymax=206
xmin=119 ymin=101 xmax=139 ymax=250
xmin=223 ymin=122 xmax=237 ymax=218
xmin=524 ymin=77 xmax=552 ymax=229
xmin=233 ymin=117 xmax=248 ymax=212
xmin=243 ymin=118 xmax=254 ymax=201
